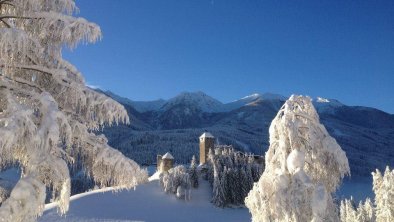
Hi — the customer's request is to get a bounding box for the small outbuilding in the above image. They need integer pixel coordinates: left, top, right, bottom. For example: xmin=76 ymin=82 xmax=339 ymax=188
xmin=157 ymin=152 xmax=174 ymax=173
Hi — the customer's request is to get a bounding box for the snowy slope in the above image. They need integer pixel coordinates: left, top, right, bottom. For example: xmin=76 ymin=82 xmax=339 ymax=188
xmin=39 ymin=179 xmax=250 ymax=222
xmin=313 ymin=97 xmax=344 ymax=114
xmin=223 ymin=93 xmax=286 ymax=111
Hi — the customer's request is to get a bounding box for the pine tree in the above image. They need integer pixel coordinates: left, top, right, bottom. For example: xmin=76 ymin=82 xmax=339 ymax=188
xmin=211 ymin=162 xmax=226 ymax=207
xmin=0 ymin=1 xmax=148 ymax=220
xmin=363 ymin=198 xmax=375 ymax=222
xmin=245 ymin=95 xmax=350 ymax=222
xmin=373 ymin=167 xmax=394 ymax=222
xmin=220 ymin=166 xmax=230 ymax=206
xmin=189 ymin=155 xmax=199 ymax=188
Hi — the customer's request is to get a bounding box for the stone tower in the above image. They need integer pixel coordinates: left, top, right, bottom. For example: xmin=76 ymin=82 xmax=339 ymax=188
xmin=160 ymin=152 xmax=174 ymax=172
xmin=199 ymin=132 xmax=215 ymax=165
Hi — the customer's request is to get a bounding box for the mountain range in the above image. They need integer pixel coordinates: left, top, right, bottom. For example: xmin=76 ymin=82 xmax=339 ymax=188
xmin=97 ymin=90 xmax=394 ymax=177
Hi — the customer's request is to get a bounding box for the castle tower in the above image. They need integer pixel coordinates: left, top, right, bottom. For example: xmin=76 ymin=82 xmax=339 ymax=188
xmin=199 ymin=132 xmax=215 ymax=165
xmin=160 ymin=152 xmax=174 ymax=172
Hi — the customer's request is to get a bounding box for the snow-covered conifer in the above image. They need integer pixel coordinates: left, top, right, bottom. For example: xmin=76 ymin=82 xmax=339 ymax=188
xmin=189 ymin=155 xmax=199 ymax=188
xmin=340 ymin=198 xmax=357 ymax=222
xmin=245 ymin=95 xmax=350 ymax=222
xmin=0 ymin=1 xmax=148 ymax=220
xmin=211 ymin=162 xmax=226 ymax=207
xmin=363 ymin=198 xmax=375 ymax=222
xmin=373 ymin=167 xmax=394 ymax=222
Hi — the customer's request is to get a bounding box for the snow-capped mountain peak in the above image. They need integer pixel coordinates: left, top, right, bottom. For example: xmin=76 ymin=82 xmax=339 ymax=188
xmin=313 ymin=97 xmax=344 ymax=114
xmin=161 ymin=91 xmax=224 ymax=113
xmin=240 ymin=93 xmax=261 ymax=100
xmin=317 ymin=97 xmax=330 ymax=103
xmin=224 ymin=92 xmax=286 ymax=111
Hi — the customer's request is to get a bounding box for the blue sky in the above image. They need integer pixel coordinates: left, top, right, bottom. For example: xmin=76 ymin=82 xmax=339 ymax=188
xmin=66 ymin=0 xmax=394 ymax=113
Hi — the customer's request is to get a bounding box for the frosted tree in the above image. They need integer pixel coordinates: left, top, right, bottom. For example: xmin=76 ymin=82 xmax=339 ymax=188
xmin=211 ymin=161 xmax=226 ymax=207
xmin=0 ymin=1 xmax=148 ymax=221
xmin=160 ymin=165 xmax=191 ymax=199
xmin=245 ymin=95 xmax=350 ymax=222
xmin=189 ymin=155 xmax=199 ymax=188
xmin=340 ymin=167 xmax=394 ymax=222
xmin=373 ymin=167 xmax=394 ymax=222
xmin=340 ymin=198 xmax=357 ymax=222
xmin=340 ymin=197 xmax=375 ymax=222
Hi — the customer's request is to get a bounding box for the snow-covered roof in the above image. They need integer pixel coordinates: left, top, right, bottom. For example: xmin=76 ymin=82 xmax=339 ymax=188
xmin=162 ymin=152 xmax=174 ymax=160
xmin=199 ymin=132 xmax=214 ymax=139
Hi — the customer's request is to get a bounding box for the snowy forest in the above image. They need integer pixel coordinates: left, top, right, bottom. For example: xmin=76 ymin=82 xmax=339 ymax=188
xmin=0 ymin=1 xmax=393 ymax=222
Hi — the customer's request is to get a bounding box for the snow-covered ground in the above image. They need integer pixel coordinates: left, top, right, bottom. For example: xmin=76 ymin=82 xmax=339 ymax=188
xmin=39 ymin=177 xmax=250 ymax=222
xmin=1 ymin=166 xmax=375 ymax=221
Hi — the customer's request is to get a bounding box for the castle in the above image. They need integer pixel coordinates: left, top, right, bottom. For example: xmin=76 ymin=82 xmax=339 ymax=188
xmin=157 ymin=131 xmax=263 ymax=172
xmin=199 ymin=132 xmax=264 ymax=165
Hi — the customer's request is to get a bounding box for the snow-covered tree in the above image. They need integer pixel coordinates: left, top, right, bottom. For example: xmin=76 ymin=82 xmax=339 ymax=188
xmin=205 ymin=146 xmax=263 ymax=207
xmin=373 ymin=167 xmax=394 ymax=222
xmin=0 ymin=1 xmax=148 ymax=221
xmin=245 ymin=95 xmax=350 ymax=222
xmin=211 ymin=162 xmax=226 ymax=207
xmin=340 ymin=197 xmax=375 ymax=222
xmin=340 ymin=167 xmax=394 ymax=222
xmin=340 ymin=198 xmax=357 ymax=222
xmin=189 ymin=155 xmax=199 ymax=188
xmin=160 ymin=165 xmax=191 ymax=200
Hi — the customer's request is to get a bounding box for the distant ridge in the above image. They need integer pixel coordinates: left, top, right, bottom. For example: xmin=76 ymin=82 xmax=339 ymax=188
xmin=96 ymin=89 xmax=394 ymax=177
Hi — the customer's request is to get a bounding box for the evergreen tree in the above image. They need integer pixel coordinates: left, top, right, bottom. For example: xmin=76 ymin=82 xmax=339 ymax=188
xmin=220 ymin=166 xmax=230 ymax=206
xmin=189 ymin=155 xmax=199 ymax=188
xmin=211 ymin=162 xmax=226 ymax=207
xmin=240 ymin=167 xmax=250 ymax=200
xmin=373 ymin=167 xmax=394 ymax=222
xmin=363 ymin=198 xmax=375 ymax=222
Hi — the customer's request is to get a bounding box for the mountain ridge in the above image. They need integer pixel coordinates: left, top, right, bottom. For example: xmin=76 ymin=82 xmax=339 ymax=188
xmin=97 ymin=89 xmax=394 ymax=177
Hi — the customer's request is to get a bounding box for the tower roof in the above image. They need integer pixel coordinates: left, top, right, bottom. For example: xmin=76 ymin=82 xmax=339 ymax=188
xmin=199 ymin=132 xmax=214 ymax=139
xmin=162 ymin=152 xmax=174 ymax=159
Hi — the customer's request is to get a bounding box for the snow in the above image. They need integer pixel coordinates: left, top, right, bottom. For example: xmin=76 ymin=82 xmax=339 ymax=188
xmin=224 ymin=93 xmax=286 ymax=111
xmin=148 ymin=171 xmax=161 ymax=181
xmin=39 ymin=179 xmax=250 ymax=222
xmin=313 ymin=97 xmax=344 ymax=114
xmin=286 ymin=149 xmax=305 ymax=174
xmin=199 ymin=132 xmax=215 ymax=139
xmin=162 ymin=152 xmax=174 ymax=159
xmin=317 ymin=97 xmax=330 ymax=103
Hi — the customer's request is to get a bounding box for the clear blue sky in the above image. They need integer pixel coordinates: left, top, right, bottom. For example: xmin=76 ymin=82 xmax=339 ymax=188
xmin=65 ymin=0 xmax=394 ymax=113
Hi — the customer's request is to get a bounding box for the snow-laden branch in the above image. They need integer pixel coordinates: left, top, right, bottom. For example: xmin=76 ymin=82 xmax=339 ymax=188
xmin=0 ymin=176 xmax=46 ymax=222
xmin=11 ymin=0 xmax=77 ymax=15
xmin=0 ymin=1 xmax=147 ymax=220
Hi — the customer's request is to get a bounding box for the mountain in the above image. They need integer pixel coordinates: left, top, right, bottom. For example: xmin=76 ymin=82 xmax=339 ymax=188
xmin=161 ymin=91 xmax=224 ymax=113
xmin=98 ymin=91 xmax=394 ymax=177
xmin=223 ymin=93 xmax=286 ymax=112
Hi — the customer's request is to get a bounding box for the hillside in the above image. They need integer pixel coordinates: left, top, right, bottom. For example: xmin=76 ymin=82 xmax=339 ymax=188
xmin=98 ymin=90 xmax=394 ymax=176
xmin=39 ymin=178 xmax=250 ymax=222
